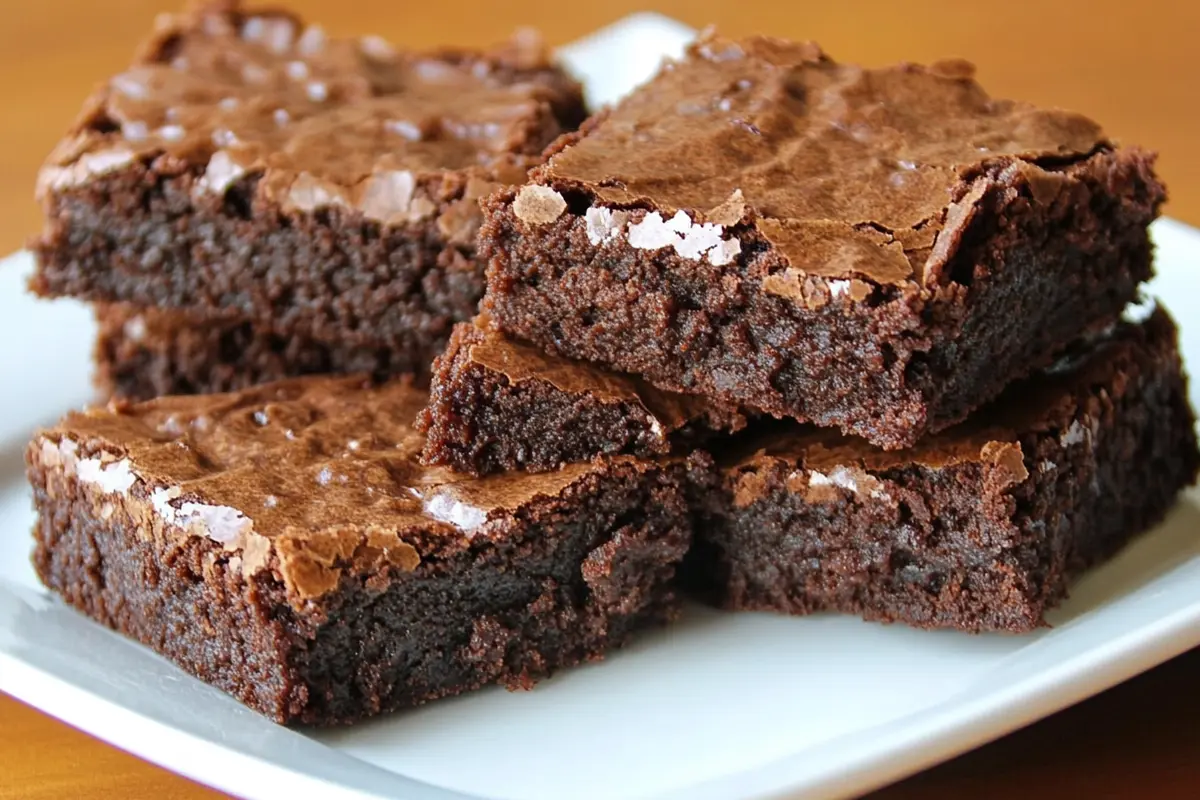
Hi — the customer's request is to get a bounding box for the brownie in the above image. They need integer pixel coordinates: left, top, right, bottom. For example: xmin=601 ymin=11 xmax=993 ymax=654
xmin=417 ymin=315 xmax=747 ymax=476
xmin=94 ymin=303 xmax=422 ymax=400
xmin=686 ymin=306 xmax=1199 ymax=632
xmin=26 ymin=376 xmax=695 ymax=725
xmin=31 ymin=1 xmax=586 ymax=360
xmin=480 ymin=32 xmax=1164 ymax=450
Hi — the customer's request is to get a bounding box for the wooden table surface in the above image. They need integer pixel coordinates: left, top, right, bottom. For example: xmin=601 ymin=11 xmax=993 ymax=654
xmin=1 ymin=1 xmax=1197 ymax=798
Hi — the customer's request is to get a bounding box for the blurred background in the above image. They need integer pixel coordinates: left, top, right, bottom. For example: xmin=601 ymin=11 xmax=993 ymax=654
xmin=1 ymin=0 xmax=1199 ymax=252
xmin=0 ymin=1 xmax=1198 ymax=798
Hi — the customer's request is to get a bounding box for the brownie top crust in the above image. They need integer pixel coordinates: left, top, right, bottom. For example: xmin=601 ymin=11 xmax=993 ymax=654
xmin=38 ymin=0 xmax=582 ymax=223
xmin=519 ymin=31 xmax=1111 ymax=286
xmin=723 ymin=303 xmax=1184 ymax=496
xmin=463 ymin=315 xmax=745 ymax=432
xmin=35 ymin=375 xmax=630 ymax=600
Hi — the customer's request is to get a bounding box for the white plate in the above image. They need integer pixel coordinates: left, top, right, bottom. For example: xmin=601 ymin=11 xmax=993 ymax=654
xmin=2 ymin=14 xmax=1200 ymax=800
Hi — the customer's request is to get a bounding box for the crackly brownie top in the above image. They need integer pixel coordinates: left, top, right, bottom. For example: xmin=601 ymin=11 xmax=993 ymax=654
xmin=520 ymin=31 xmax=1108 ymax=287
xmin=36 ymin=375 xmax=625 ymax=600
xmin=462 ymin=315 xmax=745 ymax=433
xmin=38 ymin=0 xmax=581 ymax=224
xmin=723 ymin=304 xmax=1179 ymax=503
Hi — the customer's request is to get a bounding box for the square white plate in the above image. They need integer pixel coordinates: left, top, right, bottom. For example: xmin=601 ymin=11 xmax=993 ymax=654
xmin=2 ymin=14 xmax=1199 ymax=800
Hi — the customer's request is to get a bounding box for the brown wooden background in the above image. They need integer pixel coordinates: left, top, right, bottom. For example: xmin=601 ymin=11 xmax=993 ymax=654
xmin=1 ymin=1 xmax=1198 ymax=798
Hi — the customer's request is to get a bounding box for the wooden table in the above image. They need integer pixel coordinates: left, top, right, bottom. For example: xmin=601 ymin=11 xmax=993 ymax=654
xmin=1 ymin=1 xmax=1197 ymax=798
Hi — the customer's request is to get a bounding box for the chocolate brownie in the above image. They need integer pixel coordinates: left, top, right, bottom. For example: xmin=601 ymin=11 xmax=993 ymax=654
xmin=31 ymin=1 xmax=586 ymax=359
xmin=26 ymin=376 xmax=694 ymax=725
xmin=480 ymin=32 xmax=1164 ymax=450
xmin=417 ymin=315 xmax=746 ymax=476
xmin=687 ymin=306 xmax=1198 ymax=632
xmin=94 ymin=303 xmax=418 ymax=400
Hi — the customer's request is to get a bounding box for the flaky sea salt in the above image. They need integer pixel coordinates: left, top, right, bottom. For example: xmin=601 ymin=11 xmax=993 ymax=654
xmin=625 ymin=209 xmax=740 ymax=266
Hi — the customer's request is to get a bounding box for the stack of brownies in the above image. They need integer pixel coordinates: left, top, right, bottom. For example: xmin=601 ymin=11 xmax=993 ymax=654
xmin=25 ymin=1 xmax=1199 ymax=725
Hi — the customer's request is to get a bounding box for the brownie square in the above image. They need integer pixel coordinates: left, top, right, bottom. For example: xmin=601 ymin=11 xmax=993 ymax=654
xmin=32 ymin=1 xmax=586 ymax=362
xmin=417 ymin=315 xmax=746 ymax=475
xmin=27 ymin=376 xmax=695 ymax=724
xmin=480 ymin=32 xmax=1164 ymax=450
xmin=687 ymin=306 xmax=1198 ymax=632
